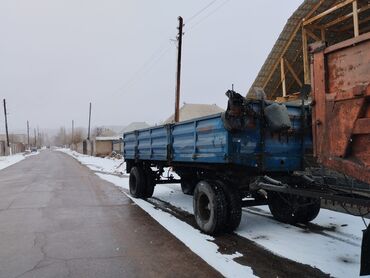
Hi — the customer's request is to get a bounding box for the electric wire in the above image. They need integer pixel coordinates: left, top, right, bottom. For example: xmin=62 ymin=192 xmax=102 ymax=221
xmin=109 ymin=0 xmax=231 ymax=98
xmin=111 ymin=42 xmax=174 ymax=97
xmin=187 ymin=0 xmax=232 ymax=31
xmin=186 ymin=0 xmax=219 ymax=24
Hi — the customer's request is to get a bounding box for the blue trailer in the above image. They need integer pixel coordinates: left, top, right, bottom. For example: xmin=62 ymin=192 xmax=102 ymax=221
xmin=123 ymin=91 xmax=370 ymax=235
xmin=123 ymin=90 xmax=370 ymax=276
xmin=123 ymin=90 xmax=326 ymax=234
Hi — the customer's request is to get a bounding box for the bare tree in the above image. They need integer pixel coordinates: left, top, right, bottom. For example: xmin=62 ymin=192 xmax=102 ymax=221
xmin=72 ymin=128 xmax=84 ymax=144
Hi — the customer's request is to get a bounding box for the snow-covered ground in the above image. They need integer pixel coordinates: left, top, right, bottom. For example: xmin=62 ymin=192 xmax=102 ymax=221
xmin=0 ymin=151 xmax=39 ymax=171
xmin=58 ymin=148 xmax=369 ymax=278
xmin=58 ymin=149 xmax=126 ymax=175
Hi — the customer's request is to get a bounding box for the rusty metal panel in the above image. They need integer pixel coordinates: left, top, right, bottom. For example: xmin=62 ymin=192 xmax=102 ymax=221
xmin=311 ymin=32 xmax=370 ymax=185
xmin=327 ymin=39 xmax=370 ymax=95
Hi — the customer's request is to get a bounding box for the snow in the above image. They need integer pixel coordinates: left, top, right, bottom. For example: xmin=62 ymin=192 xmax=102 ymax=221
xmin=57 ymin=148 xmax=126 ymax=175
xmin=59 ymin=148 xmax=370 ymax=278
xmin=97 ymin=173 xmax=256 ymax=278
xmin=0 ymin=151 xmax=40 ymax=171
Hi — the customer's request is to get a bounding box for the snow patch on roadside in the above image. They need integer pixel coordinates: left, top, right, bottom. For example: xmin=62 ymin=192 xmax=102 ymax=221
xmin=96 ymin=173 xmax=256 ymax=278
xmin=0 ymin=152 xmax=40 ymax=171
xmin=59 ymin=148 xmax=369 ymax=278
xmin=57 ymin=148 xmax=127 ymax=175
xmin=97 ymin=172 xmax=367 ymax=278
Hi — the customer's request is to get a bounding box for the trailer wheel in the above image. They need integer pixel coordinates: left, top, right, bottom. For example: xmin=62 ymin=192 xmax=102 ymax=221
xmin=129 ymin=167 xmax=146 ymax=198
xmin=268 ymin=192 xmax=320 ymax=224
xmin=216 ymin=180 xmax=242 ymax=232
xmin=193 ymin=180 xmax=227 ymax=235
xmin=144 ymin=169 xmax=155 ymax=199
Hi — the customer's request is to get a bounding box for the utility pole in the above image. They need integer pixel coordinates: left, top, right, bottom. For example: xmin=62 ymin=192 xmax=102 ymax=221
xmin=174 ymin=16 xmax=184 ymax=123
xmin=71 ymin=120 xmax=74 ymax=144
xmin=87 ymin=102 xmax=92 ymax=140
xmin=34 ymin=128 xmax=37 ymax=147
xmin=3 ymin=99 xmax=10 ymax=148
xmin=37 ymin=126 xmax=40 ymax=147
xmin=27 ymin=121 xmax=30 ymax=150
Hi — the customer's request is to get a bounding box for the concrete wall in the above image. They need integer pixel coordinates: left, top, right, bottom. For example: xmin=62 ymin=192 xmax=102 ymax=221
xmin=76 ymin=140 xmax=93 ymax=156
xmin=0 ymin=141 xmax=25 ymax=156
xmin=0 ymin=141 xmax=5 ymax=156
xmin=11 ymin=143 xmax=25 ymax=154
xmin=112 ymin=141 xmax=123 ymax=154
xmin=93 ymin=141 xmax=112 ymax=157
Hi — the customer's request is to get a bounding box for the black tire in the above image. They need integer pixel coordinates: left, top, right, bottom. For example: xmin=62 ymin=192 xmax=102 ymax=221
xmin=297 ymin=198 xmax=321 ymax=223
xmin=216 ymin=180 xmax=242 ymax=232
xmin=193 ymin=180 xmax=227 ymax=235
xmin=144 ymin=169 xmax=155 ymax=198
xmin=268 ymin=192 xmax=320 ymax=224
xmin=181 ymin=179 xmax=196 ymax=195
xmin=129 ymin=167 xmax=146 ymax=198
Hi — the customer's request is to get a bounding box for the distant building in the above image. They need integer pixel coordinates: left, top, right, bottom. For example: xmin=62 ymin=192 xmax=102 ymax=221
xmin=0 ymin=134 xmax=26 ymax=155
xmin=164 ymin=103 xmax=224 ymax=124
xmin=121 ymin=122 xmax=150 ymax=133
xmin=93 ymin=136 xmax=122 ymax=157
xmin=0 ymin=134 xmax=27 ymax=144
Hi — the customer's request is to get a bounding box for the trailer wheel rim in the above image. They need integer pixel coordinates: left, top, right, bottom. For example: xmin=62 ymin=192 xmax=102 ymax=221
xmin=198 ymin=192 xmax=211 ymax=221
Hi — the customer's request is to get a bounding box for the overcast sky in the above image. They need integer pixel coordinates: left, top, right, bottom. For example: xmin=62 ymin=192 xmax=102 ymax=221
xmin=0 ymin=0 xmax=302 ymax=134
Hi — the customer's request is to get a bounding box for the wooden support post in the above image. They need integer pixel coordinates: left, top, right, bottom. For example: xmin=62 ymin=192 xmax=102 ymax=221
xmin=302 ymin=27 xmax=310 ymax=84
xmin=284 ymin=58 xmax=303 ymax=87
xmin=306 ymin=28 xmax=321 ymax=41
xmin=320 ymin=27 xmax=326 ymax=41
xmin=303 ymin=0 xmax=354 ymax=26
xmin=280 ymin=58 xmax=287 ymax=97
xmin=261 ymin=0 xmax=324 ymax=91
xmin=353 ymin=0 xmax=359 ymax=37
xmin=324 ymin=5 xmax=370 ymax=29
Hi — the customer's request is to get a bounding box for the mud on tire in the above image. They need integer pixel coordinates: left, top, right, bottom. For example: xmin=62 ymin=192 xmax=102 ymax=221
xmin=129 ymin=167 xmax=146 ymax=198
xmin=216 ymin=180 xmax=242 ymax=232
xmin=268 ymin=192 xmax=320 ymax=224
xmin=144 ymin=168 xmax=155 ymax=198
xmin=193 ymin=180 xmax=227 ymax=235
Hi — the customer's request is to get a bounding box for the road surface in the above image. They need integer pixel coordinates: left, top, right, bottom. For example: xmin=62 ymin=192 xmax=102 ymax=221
xmin=0 ymin=151 xmax=221 ymax=278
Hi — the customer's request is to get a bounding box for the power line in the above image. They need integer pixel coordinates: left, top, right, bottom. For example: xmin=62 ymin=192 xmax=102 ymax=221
xmin=109 ymin=0 xmax=231 ymax=99
xmin=186 ymin=0 xmax=219 ymax=24
xmin=187 ymin=0 xmax=232 ymax=31
xmin=116 ymin=44 xmax=173 ymax=95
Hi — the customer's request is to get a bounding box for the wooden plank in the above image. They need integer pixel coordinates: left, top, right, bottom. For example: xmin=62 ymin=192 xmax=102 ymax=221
xmin=262 ymin=0 xmax=325 ymax=90
xmin=306 ymin=28 xmax=321 ymax=41
xmin=284 ymin=58 xmax=303 ymax=87
xmin=337 ymin=14 xmax=370 ymax=32
xmin=271 ymin=48 xmax=302 ymax=97
xmin=312 ymin=50 xmax=326 ymax=159
xmin=353 ymin=0 xmax=359 ymax=37
xmin=302 ymin=28 xmax=310 ymax=84
xmin=303 ymin=0 xmax=355 ymax=26
xmin=324 ymin=4 xmax=370 ymax=28
xmin=280 ymin=58 xmax=287 ymax=97
xmin=353 ymin=118 xmax=370 ymax=134
xmin=321 ymin=27 xmax=326 ymax=41
xmin=324 ymin=32 xmax=370 ymax=54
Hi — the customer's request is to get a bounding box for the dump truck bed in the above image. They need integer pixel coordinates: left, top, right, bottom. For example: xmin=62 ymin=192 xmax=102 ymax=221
xmin=124 ymin=101 xmax=310 ymax=173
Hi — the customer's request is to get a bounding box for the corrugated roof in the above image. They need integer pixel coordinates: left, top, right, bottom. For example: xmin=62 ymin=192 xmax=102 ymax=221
xmin=95 ymin=136 xmax=121 ymax=141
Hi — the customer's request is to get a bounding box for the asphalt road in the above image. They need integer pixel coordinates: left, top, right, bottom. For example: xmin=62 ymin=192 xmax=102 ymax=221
xmin=0 ymin=150 xmax=221 ymax=278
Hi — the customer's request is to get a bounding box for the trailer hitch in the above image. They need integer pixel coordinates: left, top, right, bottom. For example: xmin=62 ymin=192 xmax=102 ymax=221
xmin=251 ymin=174 xmax=370 ymax=276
